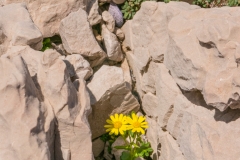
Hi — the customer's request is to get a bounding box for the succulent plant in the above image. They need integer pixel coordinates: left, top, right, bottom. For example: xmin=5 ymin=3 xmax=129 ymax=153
xmin=121 ymin=0 xmax=145 ymax=20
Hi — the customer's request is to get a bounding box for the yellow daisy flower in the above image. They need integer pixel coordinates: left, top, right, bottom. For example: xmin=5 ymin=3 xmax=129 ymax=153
xmin=104 ymin=113 xmax=129 ymax=135
xmin=127 ymin=113 xmax=148 ymax=135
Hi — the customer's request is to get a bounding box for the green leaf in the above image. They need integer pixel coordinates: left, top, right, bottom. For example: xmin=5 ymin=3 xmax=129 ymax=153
xmin=114 ymin=145 xmax=131 ymax=150
xmin=120 ymin=151 xmax=131 ymax=160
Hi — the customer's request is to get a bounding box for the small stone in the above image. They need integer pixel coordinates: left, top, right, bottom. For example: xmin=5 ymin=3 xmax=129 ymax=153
xmin=114 ymin=27 xmax=125 ymax=41
xmin=108 ymin=2 xmax=123 ymax=28
xmin=102 ymin=11 xmax=115 ymax=33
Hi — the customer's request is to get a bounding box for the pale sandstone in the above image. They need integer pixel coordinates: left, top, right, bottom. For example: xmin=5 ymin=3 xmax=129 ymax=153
xmin=64 ymin=54 xmax=93 ymax=80
xmin=88 ymin=0 xmax=102 ymax=26
xmin=114 ymin=27 xmax=125 ymax=41
xmin=59 ymin=8 xmax=106 ymax=67
xmin=0 ymin=3 xmax=42 ymax=56
xmin=102 ymin=11 xmax=115 ymax=33
xmin=101 ymin=24 xmax=123 ymax=62
xmin=87 ymin=65 xmax=140 ymax=138
xmin=2 ymin=0 xmax=91 ymax=37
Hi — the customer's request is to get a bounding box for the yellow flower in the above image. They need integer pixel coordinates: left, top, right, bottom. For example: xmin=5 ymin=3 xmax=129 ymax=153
xmin=104 ymin=113 xmax=129 ymax=135
xmin=127 ymin=113 xmax=148 ymax=135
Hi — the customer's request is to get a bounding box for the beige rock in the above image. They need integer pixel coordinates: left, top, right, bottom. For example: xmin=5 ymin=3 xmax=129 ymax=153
xmin=121 ymin=57 xmax=132 ymax=89
xmin=102 ymin=24 xmax=123 ymax=62
xmin=0 ymin=55 xmax=50 ymax=160
xmin=88 ymin=0 xmax=102 ymax=26
xmin=3 ymin=46 xmax=94 ymax=160
xmin=2 ymin=0 xmax=91 ymax=37
xmin=93 ymin=29 xmax=102 ymax=44
xmin=113 ymin=0 xmax=126 ymax=4
xmin=60 ymin=8 xmax=106 ymax=67
xmin=102 ymin=11 xmax=115 ymax=33
xmin=167 ymin=94 xmax=240 ymax=160
xmin=64 ymin=54 xmax=93 ymax=80
xmin=121 ymin=20 xmax=133 ymax=50
xmin=104 ymin=142 xmax=113 ymax=160
xmin=0 ymin=3 xmax=42 ymax=55
xmin=114 ymin=27 xmax=125 ymax=41
xmin=92 ymin=138 xmax=105 ymax=157
xmin=39 ymin=50 xmax=94 ymax=160
xmin=111 ymin=136 xmax=127 ymax=160
xmin=141 ymin=62 xmax=157 ymax=94
xmin=87 ymin=65 xmax=140 ymax=138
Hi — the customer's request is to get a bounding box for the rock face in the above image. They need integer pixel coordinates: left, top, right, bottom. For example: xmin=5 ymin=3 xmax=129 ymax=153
xmin=1 ymin=0 xmax=91 ymax=37
xmin=1 ymin=46 xmax=94 ymax=160
xmin=0 ymin=3 xmax=42 ymax=56
xmin=123 ymin=1 xmax=240 ymax=160
xmin=87 ymin=65 xmax=140 ymax=139
xmin=102 ymin=24 xmax=123 ymax=62
xmin=60 ymin=8 xmax=106 ymax=67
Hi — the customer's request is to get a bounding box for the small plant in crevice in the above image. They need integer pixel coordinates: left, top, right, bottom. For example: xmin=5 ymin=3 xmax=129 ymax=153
xmin=104 ymin=112 xmax=153 ymax=160
xmin=41 ymin=35 xmax=62 ymax=52
xmin=121 ymin=0 xmax=145 ymax=20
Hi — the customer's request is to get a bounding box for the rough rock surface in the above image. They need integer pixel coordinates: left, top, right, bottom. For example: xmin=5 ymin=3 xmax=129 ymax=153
xmin=2 ymin=0 xmax=91 ymax=37
xmin=0 ymin=3 xmax=42 ymax=56
xmin=2 ymin=46 xmax=94 ymax=160
xmin=64 ymin=54 xmax=93 ymax=80
xmin=0 ymin=55 xmax=50 ymax=160
xmin=102 ymin=11 xmax=115 ymax=33
xmin=92 ymin=138 xmax=105 ymax=157
xmin=123 ymin=1 xmax=240 ymax=160
xmin=87 ymin=65 xmax=139 ymax=139
xmin=102 ymin=24 xmax=123 ymax=62
xmin=60 ymin=8 xmax=106 ymax=67
xmin=88 ymin=0 xmax=102 ymax=26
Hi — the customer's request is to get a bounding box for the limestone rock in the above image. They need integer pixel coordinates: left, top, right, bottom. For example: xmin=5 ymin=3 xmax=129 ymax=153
xmin=0 ymin=3 xmax=42 ymax=56
xmin=88 ymin=0 xmax=102 ymax=26
xmin=167 ymin=94 xmax=240 ymax=160
xmin=2 ymin=0 xmax=91 ymax=37
xmin=59 ymin=8 xmax=106 ymax=67
xmin=87 ymin=65 xmax=140 ymax=138
xmin=0 ymin=55 xmax=50 ymax=160
xmin=121 ymin=57 xmax=132 ymax=89
xmin=111 ymin=137 xmax=127 ymax=160
xmin=102 ymin=24 xmax=123 ymax=62
xmin=64 ymin=54 xmax=93 ymax=80
xmin=113 ymin=0 xmax=126 ymax=4
xmin=102 ymin=11 xmax=115 ymax=32
xmin=92 ymin=138 xmax=105 ymax=157
xmin=121 ymin=20 xmax=133 ymax=50
xmin=114 ymin=27 xmax=125 ymax=41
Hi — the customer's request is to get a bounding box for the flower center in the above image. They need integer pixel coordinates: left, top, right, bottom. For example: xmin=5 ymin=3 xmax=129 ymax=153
xmin=133 ymin=122 xmax=141 ymax=128
xmin=114 ymin=121 xmax=122 ymax=129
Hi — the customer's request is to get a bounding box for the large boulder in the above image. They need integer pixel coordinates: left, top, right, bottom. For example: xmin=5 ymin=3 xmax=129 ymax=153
xmin=87 ymin=65 xmax=140 ymax=139
xmin=2 ymin=0 xmax=91 ymax=37
xmin=3 ymin=46 xmax=94 ymax=160
xmin=59 ymin=8 xmax=106 ymax=67
xmin=0 ymin=55 xmax=50 ymax=160
xmin=0 ymin=3 xmax=42 ymax=56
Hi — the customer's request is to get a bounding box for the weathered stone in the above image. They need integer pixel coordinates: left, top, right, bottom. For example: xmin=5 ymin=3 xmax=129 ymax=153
xmin=167 ymin=94 xmax=240 ymax=160
xmin=60 ymin=8 xmax=106 ymax=67
xmin=102 ymin=24 xmax=123 ymax=62
xmin=2 ymin=0 xmax=91 ymax=37
xmin=113 ymin=0 xmax=126 ymax=4
xmin=114 ymin=27 xmax=125 ymax=41
xmin=102 ymin=11 xmax=115 ymax=33
xmin=111 ymin=136 xmax=127 ymax=160
xmin=92 ymin=138 xmax=105 ymax=157
xmin=121 ymin=20 xmax=133 ymax=50
xmin=121 ymin=57 xmax=132 ymax=89
xmin=0 ymin=3 xmax=42 ymax=56
xmin=0 ymin=55 xmax=50 ymax=160
xmin=88 ymin=0 xmax=102 ymax=26
xmin=64 ymin=54 xmax=93 ymax=80
xmin=87 ymin=65 xmax=140 ymax=138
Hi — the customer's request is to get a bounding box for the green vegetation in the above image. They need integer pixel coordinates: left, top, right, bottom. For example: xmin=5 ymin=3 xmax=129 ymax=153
xmin=41 ymin=35 xmax=62 ymax=52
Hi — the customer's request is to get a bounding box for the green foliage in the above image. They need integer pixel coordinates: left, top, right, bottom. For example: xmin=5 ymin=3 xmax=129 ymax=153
xmin=41 ymin=38 xmax=51 ymax=51
xmin=41 ymin=35 xmax=62 ymax=52
xmin=228 ymin=0 xmax=239 ymax=6
xmin=121 ymin=0 xmax=145 ymax=20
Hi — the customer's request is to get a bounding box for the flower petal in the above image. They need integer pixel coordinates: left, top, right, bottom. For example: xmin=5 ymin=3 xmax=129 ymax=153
xmin=119 ymin=114 xmax=123 ymax=121
xmin=110 ymin=115 xmax=116 ymax=122
xmin=114 ymin=114 xmax=119 ymax=121
xmin=106 ymin=128 xmax=112 ymax=132
xmin=104 ymin=125 xmax=113 ymax=128
xmin=138 ymin=116 xmax=146 ymax=123
xmin=139 ymin=128 xmax=145 ymax=134
xmin=119 ymin=128 xmax=124 ymax=135
xmin=132 ymin=113 xmax=138 ymax=121
xmin=106 ymin=119 xmax=113 ymax=124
